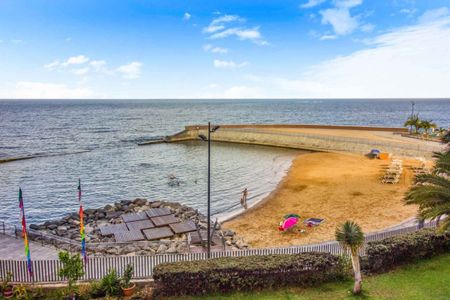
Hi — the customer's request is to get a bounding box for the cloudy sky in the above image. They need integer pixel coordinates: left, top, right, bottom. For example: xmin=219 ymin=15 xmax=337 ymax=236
xmin=0 ymin=0 xmax=449 ymax=99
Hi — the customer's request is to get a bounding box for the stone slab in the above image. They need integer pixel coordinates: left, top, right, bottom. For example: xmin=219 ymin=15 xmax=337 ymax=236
xmin=169 ymin=221 xmax=197 ymax=234
xmin=142 ymin=227 xmax=174 ymax=240
xmin=151 ymin=214 xmax=179 ymax=227
xmin=125 ymin=219 xmax=155 ymax=231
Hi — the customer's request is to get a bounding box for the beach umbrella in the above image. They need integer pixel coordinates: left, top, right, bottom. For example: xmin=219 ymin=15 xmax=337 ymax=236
xmin=283 ymin=213 xmax=300 ymax=219
xmin=279 ymin=216 xmax=299 ymax=231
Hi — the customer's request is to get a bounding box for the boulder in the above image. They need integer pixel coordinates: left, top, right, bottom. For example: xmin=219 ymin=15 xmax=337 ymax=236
xmin=133 ymin=198 xmax=147 ymax=206
xmin=106 ymin=247 xmax=119 ymax=255
xmin=150 ymin=201 xmax=162 ymax=208
xmin=104 ymin=204 xmax=114 ymax=211
xmin=48 ymin=224 xmax=58 ymax=230
xmin=156 ymin=244 xmax=168 ymax=254
xmin=29 ymin=224 xmax=39 ymax=230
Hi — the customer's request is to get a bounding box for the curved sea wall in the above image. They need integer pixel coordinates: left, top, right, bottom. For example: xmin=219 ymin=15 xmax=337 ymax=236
xmin=160 ymin=124 xmax=442 ymax=158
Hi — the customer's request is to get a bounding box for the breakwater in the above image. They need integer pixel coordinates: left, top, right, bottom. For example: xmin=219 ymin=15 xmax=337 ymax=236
xmin=141 ymin=124 xmax=443 ymax=158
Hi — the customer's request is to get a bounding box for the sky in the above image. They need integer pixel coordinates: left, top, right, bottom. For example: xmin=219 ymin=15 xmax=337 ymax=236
xmin=0 ymin=0 xmax=450 ymax=99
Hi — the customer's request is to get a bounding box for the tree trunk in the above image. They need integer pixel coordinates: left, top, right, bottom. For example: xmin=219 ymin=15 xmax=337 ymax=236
xmin=351 ymin=251 xmax=362 ymax=295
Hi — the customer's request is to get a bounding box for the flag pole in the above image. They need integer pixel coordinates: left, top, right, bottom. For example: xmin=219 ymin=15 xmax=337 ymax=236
xmin=78 ymin=179 xmax=87 ymax=263
xmin=19 ymin=188 xmax=33 ymax=278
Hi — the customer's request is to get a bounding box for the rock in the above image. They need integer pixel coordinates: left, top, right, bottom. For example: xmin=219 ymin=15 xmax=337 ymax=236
xmin=84 ymin=208 xmax=96 ymax=216
xmin=166 ymin=244 xmax=177 ymax=253
xmin=156 ymin=244 xmax=168 ymax=254
xmin=106 ymin=247 xmax=119 ymax=255
xmin=225 ymin=240 xmax=232 ymax=246
xmin=48 ymin=224 xmax=58 ymax=230
xmin=224 ymin=229 xmax=235 ymax=237
xmin=184 ymin=211 xmax=196 ymax=218
xmin=114 ymin=202 xmax=123 ymax=210
xmin=106 ymin=211 xmax=121 ymax=219
xmin=29 ymin=224 xmax=39 ymax=230
xmin=133 ymin=198 xmax=147 ymax=206
xmin=104 ymin=204 xmax=114 ymax=211
xmin=121 ymin=200 xmax=132 ymax=206
xmin=150 ymin=201 xmax=162 ymax=208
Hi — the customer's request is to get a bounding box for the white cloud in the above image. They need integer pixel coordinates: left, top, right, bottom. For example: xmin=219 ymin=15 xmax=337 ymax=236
xmin=62 ymin=55 xmax=89 ymax=66
xmin=44 ymin=60 xmax=60 ymax=71
xmin=203 ymin=15 xmax=244 ymax=33
xmin=400 ymin=8 xmax=417 ymax=17
xmin=117 ymin=61 xmax=143 ymax=79
xmin=318 ymin=0 xmax=364 ymax=37
xmin=12 ymin=81 xmax=93 ymax=99
xmin=418 ymin=7 xmax=449 ymax=24
xmin=335 ymin=0 xmax=363 ymax=9
xmin=320 ymin=8 xmax=359 ymax=35
xmin=70 ymin=67 xmax=90 ymax=76
xmin=300 ymin=0 xmax=326 ymax=9
xmin=213 ymin=59 xmax=248 ymax=69
xmin=268 ymin=17 xmax=450 ymax=98
xmin=361 ymin=23 xmax=375 ymax=32
xmin=320 ymin=34 xmax=338 ymax=40
xmin=203 ymin=14 xmax=267 ymax=45
xmin=90 ymin=60 xmax=107 ymax=72
xmin=203 ymin=44 xmax=228 ymax=54
xmin=183 ymin=12 xmax=191 ymax=21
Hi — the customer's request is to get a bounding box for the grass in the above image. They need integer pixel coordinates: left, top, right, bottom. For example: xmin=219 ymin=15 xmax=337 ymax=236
xmin=174 ymin=253 xmax=450 ymax=300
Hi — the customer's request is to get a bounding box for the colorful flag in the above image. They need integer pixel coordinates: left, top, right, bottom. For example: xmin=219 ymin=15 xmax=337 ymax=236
xmin=78 ymin=179 xmax=87 ymax=263
xmin=18 ymin=188 xmax=33 ymax=277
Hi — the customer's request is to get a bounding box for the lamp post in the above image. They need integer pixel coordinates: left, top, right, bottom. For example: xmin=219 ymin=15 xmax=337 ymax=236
xmin=198 ymin=122 xmax=220 ymax=258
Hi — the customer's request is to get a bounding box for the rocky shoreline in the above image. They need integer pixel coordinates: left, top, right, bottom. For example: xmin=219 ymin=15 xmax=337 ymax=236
xmin=28 ymin=198 xmax=248 ymax=255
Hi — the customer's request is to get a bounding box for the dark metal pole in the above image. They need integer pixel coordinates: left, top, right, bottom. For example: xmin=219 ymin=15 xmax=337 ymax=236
xmin=207 ymin=122 xmax=211 ymax=258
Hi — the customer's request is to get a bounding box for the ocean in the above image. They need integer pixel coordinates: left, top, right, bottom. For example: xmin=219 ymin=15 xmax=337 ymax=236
xmin=1 ymin=99 xmax=449 ymax=224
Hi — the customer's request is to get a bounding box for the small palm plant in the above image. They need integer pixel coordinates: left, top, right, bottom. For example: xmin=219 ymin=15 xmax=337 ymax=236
xmin=335 ymin=221 xmax=364 ymax=295
xmin=404 ymin=114 xmax=421 ymax=134
xmin=405 ymin=173 xmax=450 ymax=232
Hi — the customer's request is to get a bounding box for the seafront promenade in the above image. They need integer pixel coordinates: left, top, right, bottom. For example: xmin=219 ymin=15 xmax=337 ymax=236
xmin=140 ymin=124 xmax=444 ymax=158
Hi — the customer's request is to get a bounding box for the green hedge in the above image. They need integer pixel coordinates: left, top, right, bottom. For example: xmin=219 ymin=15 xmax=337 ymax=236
xmin=364 ymin=228 xmax=450 ymax=273
xmin=152 ymin=252 xmax=346 ymax=297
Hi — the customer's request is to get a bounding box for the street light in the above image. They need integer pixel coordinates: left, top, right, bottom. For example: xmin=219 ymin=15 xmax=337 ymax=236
xmin=198 ymin=122 xmax=220 ymax=258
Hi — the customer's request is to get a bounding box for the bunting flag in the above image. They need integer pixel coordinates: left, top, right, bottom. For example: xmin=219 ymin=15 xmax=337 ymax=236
xmin=18 ymin=188 xmax=33 ymax=277
xmin=78 ymin=179 xmax=87 ymax=263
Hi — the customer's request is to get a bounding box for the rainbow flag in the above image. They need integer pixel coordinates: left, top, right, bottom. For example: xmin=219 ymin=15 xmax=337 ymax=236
xmin=78 ymin=179 xmax=87 ymax=263
xmin=18 ymin=188 xmax=33 ymax=277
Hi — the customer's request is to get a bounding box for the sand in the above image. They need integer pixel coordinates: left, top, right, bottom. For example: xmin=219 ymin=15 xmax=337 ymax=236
xmin=224 ymin=152 xmax=420 ymax=248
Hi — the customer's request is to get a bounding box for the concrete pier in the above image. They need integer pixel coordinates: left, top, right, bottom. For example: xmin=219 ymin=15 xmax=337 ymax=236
xmin=139 ymin=124 xmax=444 ymax=158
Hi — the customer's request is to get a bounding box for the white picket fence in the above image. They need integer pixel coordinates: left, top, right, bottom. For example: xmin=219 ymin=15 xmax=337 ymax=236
xmin=0 ymin=220 xmax=438 ymax=283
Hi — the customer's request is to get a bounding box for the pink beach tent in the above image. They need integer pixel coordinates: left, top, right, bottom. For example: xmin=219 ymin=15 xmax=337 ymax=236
xmin=279 ymin=216 xmax=298 ymax=231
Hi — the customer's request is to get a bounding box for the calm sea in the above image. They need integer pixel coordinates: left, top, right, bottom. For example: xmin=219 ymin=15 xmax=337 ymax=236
xmin=1 ymin=99 xmax=449 ymax=224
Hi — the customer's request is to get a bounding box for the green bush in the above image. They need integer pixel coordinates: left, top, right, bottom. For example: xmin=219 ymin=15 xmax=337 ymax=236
xmin=153 ymin=252 xmax=346 ymax=297
xmin=364 ymin=228 xmax=450 ymax=273
xmin=100 ymin=269 xmax=120 ymax=296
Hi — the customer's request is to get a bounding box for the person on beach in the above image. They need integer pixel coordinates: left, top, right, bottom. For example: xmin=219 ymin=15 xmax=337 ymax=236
xmin=240 ymin=188 xmax=248 ymax=209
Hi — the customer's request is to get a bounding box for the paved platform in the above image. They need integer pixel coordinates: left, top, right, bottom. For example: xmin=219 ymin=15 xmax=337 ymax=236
xmin=0 ymin=234 xmax=60 ymax=260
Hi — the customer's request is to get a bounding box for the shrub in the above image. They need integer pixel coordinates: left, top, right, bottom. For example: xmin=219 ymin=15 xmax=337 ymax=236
xmin=121 ymin=264 xmax=134 ymax=289
xmin=100 ymin=269 xmax=121 ymax=296
xmin=153 ymin=252 xmax=345 ymax=297
xmin=57 ymin=251 xmax=85 ymax=295
xmin=364 ymin=228 xmax=450 ymax=273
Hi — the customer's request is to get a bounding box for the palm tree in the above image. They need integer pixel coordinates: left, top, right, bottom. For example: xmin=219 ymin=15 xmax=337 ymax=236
xmin=404 ymin=173 xmax=450 ymax=232
xmin=421 ymin=120 xmax=437 ymax=137
xmin=404 ymin=114 xmax=421 ymax=134
xmin=335 ymin=221 xmax=364 ymax=294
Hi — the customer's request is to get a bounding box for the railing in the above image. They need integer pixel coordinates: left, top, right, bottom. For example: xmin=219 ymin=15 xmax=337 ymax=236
xmin=0 ymin=220 xmax=438 ymax=283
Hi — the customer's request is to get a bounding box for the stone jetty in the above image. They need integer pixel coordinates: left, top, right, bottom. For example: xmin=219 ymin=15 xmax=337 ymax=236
xmin=29 ymin=198 xmax=248 ymax=256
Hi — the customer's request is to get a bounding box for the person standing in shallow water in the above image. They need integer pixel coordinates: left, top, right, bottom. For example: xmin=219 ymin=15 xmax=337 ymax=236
xmin=240 ymin=188 xmax=248 ymax=209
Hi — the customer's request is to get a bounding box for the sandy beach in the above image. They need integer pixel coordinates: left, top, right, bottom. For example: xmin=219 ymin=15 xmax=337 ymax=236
xmin=224 ymin=152 xmax=421 ymax=248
